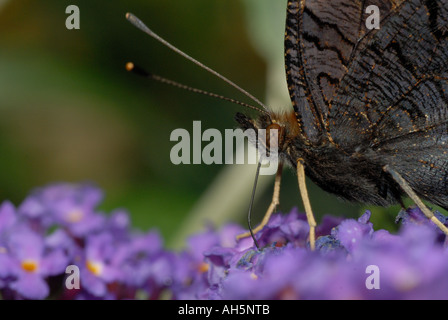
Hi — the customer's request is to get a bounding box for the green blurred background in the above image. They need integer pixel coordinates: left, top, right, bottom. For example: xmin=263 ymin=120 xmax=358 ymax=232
xmin=0 ymin=0 xmax=406 ymax=248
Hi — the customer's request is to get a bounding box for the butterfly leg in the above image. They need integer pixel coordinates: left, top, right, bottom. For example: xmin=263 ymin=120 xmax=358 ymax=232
xmin=384 ymin=165 xmax=448 ymax=235
xmin=236 ymin=162 xmax=283 ymax=240
xmin=297 ymin=159 xmax=317 ymax=251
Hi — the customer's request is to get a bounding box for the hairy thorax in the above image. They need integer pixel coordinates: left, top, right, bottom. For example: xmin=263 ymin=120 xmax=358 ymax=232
xmin=238 ymin=110 xmax=403 ymax=207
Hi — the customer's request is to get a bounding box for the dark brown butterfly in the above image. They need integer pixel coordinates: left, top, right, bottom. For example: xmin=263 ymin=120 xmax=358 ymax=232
xmin=126 ymin=0 xmax=448 ymax=250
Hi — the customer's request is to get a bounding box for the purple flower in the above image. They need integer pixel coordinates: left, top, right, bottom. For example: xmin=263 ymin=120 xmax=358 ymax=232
xmin=0 ymin=201 xmax=17 ymax=252
xmin=355 ymin=222 xmax=448 ymax=299
xmin=255 ymin=208 xmax=310 ymax=248
xmin=220 ymin=245 xmax=303 ymax=300
xmin=105 ymin=209 xmax=131 ymax=238
xmin=197 ymin=208 xmax=448 ymax=300
xmin=0 ymin=201 xmax=17 ymax=234
xmin=18 ymin=183 xmax=105 ymax=237
xmin=331 ymin=210 xmax=374 ymax=254
xmin=79 ymin=232 xmax=123 ymax=297
xmin=178 ymin=226 xmax=246 ymax=300
xmin=119 ymin=231 xmax=166 ymax=288
xmin=3 ymin=182 xmax=448 ymax=300
xmin=2 ymin=227 xmax=69 ymax=299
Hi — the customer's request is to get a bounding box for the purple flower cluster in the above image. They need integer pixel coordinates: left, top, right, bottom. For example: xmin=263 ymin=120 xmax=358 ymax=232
xmin=0 ymin=183 xmax=187 ymax=299
xmin=211 ymin=208 xmax=448 ymax=299
xmin=1 ymin=183 xmax=448 ymax=300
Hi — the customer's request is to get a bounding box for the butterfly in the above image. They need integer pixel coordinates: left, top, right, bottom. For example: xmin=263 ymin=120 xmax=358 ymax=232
xmin=126 ymin=0 xmax=448 ymax=250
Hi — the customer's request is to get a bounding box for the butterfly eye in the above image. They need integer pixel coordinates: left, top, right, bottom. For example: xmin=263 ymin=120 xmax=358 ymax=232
xmin=266 ymin=123 xmax=284 ymax=150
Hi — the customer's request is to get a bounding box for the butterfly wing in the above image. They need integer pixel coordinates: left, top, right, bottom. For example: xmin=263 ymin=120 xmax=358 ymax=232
xmin=379 ymin=125 xmax=448 ymax=208
xmin=328 ymin=0 xmax=448 ymax=149
xmin=285 ymin=0 xmax=400 ymax=143
xmin=327 ymin=0 xmax=448 ymax=207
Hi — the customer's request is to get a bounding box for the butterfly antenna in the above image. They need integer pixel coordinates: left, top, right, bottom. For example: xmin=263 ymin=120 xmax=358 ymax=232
xmin=126 ymin=63 xmax=267 ymax=114
xmin=126 ymin=12 xmax=269 ymax=115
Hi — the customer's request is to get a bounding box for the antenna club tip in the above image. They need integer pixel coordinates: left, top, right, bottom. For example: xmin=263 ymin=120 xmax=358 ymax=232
xmin=125 ymin=12 xmax=132 ymax=20
xmin=125 ymin=62 xmax=135 ymax=72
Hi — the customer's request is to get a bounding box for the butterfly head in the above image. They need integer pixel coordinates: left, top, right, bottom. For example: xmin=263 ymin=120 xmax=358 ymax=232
xmin=235 ymin=110 xmax=301 ymax=158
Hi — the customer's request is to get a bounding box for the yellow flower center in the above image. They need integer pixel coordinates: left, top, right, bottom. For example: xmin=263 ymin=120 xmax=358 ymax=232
xmin=198 ymin=262 xmax=209 ymax=273
xmin=250 ymin=272 xmax=258 ymax=280
xmin=86 ymin=260 xmax=103 ymax=276
xmin=21 ymin=259 xmax=39 ymax=273
xmin=66 ymin=209 xmax=84 ymax=223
